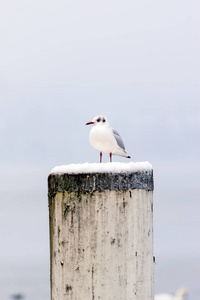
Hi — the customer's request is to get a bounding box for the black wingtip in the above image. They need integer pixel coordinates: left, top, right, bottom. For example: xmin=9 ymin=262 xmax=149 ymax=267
xmin=127 ymin=156 xmax=131 ymax=158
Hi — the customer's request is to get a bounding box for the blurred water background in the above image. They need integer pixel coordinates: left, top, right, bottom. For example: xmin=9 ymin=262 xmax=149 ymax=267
xmin=0 ymin=0 xmax=199 ymax=299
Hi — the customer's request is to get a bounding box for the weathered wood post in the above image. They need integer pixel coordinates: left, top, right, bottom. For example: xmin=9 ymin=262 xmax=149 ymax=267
xmin=48 ymin=162 xmax=154 ymax=300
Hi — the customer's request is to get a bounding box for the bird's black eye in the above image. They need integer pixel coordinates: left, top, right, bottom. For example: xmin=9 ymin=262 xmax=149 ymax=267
xmin=102 ymin=118 xmax=105 ymax=123
xmin=97 ymin=118 xmax=101 ymax=122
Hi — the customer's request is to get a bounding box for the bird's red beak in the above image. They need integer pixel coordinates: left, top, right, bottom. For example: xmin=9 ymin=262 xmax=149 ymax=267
xmin=86 ymin=121 xmax=94 ymax=125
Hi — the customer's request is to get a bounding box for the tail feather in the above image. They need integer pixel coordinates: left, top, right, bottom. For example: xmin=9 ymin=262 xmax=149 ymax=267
xmin=112 ymin=148 xmax=131 ymax=158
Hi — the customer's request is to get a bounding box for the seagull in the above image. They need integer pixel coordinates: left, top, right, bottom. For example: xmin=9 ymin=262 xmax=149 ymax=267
xmin=86 ymin=115 xmax=131 ymax=163
xmin=155 ymin=288 xmax=188 ymax=300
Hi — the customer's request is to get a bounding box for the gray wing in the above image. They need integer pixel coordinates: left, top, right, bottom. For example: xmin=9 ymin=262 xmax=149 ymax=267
xmin=112 ymin=129 xmax=125 ymax=149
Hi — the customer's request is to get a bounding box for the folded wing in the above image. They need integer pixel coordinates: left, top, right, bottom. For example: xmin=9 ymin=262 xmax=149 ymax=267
xmin=112 ymin=129 xmax=125 ymax=149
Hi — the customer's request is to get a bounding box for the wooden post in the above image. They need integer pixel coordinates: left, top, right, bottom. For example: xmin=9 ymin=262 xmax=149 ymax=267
xmin=48 ymin=163 xmax=154 ymax=300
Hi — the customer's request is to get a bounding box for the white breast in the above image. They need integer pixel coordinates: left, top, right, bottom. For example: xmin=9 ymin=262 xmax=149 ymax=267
xmin=89 ymin=125 xmax=117 ymax=154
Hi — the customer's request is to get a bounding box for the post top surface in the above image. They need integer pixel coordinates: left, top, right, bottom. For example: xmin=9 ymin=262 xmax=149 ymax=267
xmin=50 ymin=162 xmax=152 ymax=175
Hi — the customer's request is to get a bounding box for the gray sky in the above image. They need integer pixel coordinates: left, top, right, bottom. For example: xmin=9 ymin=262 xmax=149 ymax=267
xmin=0 ymin=0 xmax=200 ymax=298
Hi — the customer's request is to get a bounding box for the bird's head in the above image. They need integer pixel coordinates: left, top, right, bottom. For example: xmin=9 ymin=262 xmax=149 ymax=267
xmin=86 ymin=115 xmax=108 ymax=126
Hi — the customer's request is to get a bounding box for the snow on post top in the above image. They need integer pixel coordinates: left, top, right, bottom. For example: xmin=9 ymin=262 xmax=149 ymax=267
xmin=50 ymin=162 xmax=153 ymax=175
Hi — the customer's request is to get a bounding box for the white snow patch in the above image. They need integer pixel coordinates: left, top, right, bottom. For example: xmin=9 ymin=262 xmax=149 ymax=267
xmin=50 ymin=162 xmax=152 ymax=175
